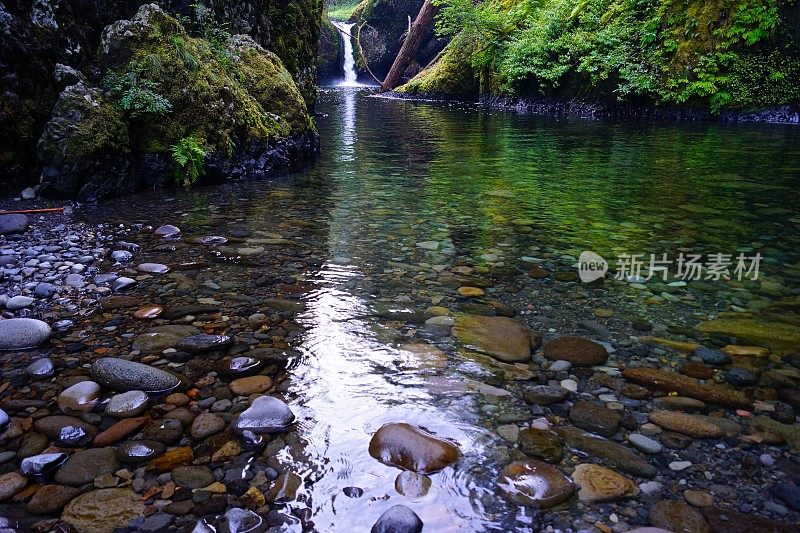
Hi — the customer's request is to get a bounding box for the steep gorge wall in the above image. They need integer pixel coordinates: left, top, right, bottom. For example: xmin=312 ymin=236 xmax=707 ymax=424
xmin=0 ymin=0 xmax=323 ymax=193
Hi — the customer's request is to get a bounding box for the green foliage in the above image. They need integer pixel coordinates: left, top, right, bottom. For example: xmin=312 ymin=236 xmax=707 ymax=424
xmin=328 ymin=0 xmax=361 ymax=21
xmin=422 ymin=0 xmax=800 ymax=111
xmin=171 ymin=136 xmax=206 ymax=188
xmin=103 ymin=71 xmax=172 ymax=117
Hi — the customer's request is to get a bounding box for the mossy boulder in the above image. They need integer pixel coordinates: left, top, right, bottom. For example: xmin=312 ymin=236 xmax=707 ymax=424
xmin=37 ymin=4 xmax=317 ymax=200
xmin=397 ymin=37 xmax=479 ymax=98
xmin=317 ymin=15 xmax=344 ymax=83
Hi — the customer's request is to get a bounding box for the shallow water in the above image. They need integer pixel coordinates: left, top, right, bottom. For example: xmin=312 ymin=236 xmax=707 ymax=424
xmin=81 ymin=88 xmax=800 ymax=530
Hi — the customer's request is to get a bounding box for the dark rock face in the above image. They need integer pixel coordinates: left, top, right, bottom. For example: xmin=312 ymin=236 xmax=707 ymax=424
xmin=0 ymin=0 xmax=323 ymax=194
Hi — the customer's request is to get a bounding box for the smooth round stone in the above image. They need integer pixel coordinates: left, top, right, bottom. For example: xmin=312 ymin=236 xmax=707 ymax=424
xmin=134 ymin=305 xmax=164 ymax=319
xmin=111 ymin=250 xmax=133 ymax=263
xmin=0 ymin=408 xmax=9 ymax=431
xmin=190 ymin=413 xmax=226 ymax=439
xmin=106 ymin=391 xmax=149 ymax=418
xmin=171 ymin=466 xmax=215 ymax=489
xmin=132 ymin=332 xmax=183 ymax=353
xmin=0 ymin=472 xmax=28 ymax=502
xmin=233 ymin=396 xmax=295 ymax=435
xmin=54 ymin=447 xmax=119 ymax=486
xmin=394 ymin=471 xmax=432 ymax=498
xmin=628 ymin=433 xmax=662 ymax=454
xmin=498 ymin=460 xmax=574 ymax=508
xmin=518 ymin=428 xmax=564 ymax=462
xmin=725 ymin=367 xmax=758 ymax=386
xmin=0 ymin=318 xmax=52 ymax=350
xmin=6 ymin=295 xmax=34 ymax=310
xmin=457 ymin=286 xmax=485 ymax=297
xmin=25 ymin=484 xmax=80 ymax=514
xmin=20 ymin=452 xmax=68 ymax=478
xmin=91 ymin=358 xmax=180 ymax=394
xmin=543 ymin=336 xmax=608 ymax=366
xmin=694 ymin=347 xmax=731 ymax=366
xmin=33 ymin=415 xmax=98 ymax=447
xmin=523 ymin=385 xmax=570 ymax=405
xmin=648 ymin=500 xmax=710 ymax=533
xmin=112 ymin=277 xmax=137 ymax=292
xmin=34 ymin=282 xmax=59 ymax=298
xmin=137 ymin=263 xmax=170 ymax=274
xmin=368 ymin=422 xmax=459 ymax=474
xmin=177 ymin=333 xmax=233 ymax=354
xmin=155 ymin=224 xmax=181 ymax=237
xmin=143 ymin=419 xmax=184 ymax=444
xmin=371 ymin=505 xmax=423 ymax=533
xmin=218 ymin=357 xmax=264 ymax=378
xmin=116 ymin=440 xmax=166 ymax=463
xmin=61 ymin=488 xmax=145 ymax=533
xmin=230 ymin=375 xmax=272 ymax=396
xmin=548 ymin=360 xmax=572 ymax=373
xmin=58 ymin=380 xmax=101 ymax=414
xmin=571 ymin=463 xmax=639 ymax=503
xmin=26 ymin=357 xmax=55 ymax=378
xmin=94 ymin=417 xmax=148 ymax=446
xmin=221 ymin=507 xmax=264 ymax=533
xmin=684 ymin=489 xmax=714 ymax=507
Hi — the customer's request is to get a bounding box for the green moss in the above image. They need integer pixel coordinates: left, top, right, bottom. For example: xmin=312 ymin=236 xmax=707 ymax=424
xmin=397 ymin=37 xmax=479 ymax=97
xmin=318 ymin=14 xmax=344 ymax=78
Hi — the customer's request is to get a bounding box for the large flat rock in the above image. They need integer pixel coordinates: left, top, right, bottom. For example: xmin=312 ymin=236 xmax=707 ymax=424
xmin=452 ymin=314 xmax=531 ymax=363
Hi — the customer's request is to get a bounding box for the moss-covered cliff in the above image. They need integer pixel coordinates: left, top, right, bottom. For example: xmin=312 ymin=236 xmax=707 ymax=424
xmin=398 ymin=0 xmax=800 ymax=114
xmin=0 ymin=0 xmax=323 ymax=195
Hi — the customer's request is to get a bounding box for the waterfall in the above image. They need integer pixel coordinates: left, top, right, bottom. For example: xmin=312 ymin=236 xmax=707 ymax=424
xmin=332 ymin=21 xmax=363 ymax=87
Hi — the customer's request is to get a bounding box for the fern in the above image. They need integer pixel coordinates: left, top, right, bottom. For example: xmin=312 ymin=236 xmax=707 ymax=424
xmin=171 ymin=136 xmax=207 ymax=188
xmin=103 ymin=71 xmax=172 ymax=118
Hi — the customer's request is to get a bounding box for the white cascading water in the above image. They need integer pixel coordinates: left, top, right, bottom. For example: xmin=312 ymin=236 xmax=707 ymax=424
xmin=332 ymin=21 xmax=362 ymax=87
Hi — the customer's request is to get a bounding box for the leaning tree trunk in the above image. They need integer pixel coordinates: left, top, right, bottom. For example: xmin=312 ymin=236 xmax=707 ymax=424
xmin=380 ymin=0 xmax=437 ymax=93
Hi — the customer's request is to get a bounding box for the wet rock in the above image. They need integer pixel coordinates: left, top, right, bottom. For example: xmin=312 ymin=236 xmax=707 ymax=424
xmin=55 ymin=447 xmax=119 ymax=486
xmin=0 ymin=409 xmax=8 ymax=432
xmin=116 ymin=439 xmax=166 ymax=463
xmin=137 ymin=263 xmax=170 ymax=274
xmin=26 ymin=484 xmax=80 ymax=514
xmin=648 ymin=500 xmax=710 ymax=533
xmin=20 ymin=452 xmax=68 ymax=479
xmin=219 ymin=357 xmax=264 ymax=378
xmin=371 ymin=505 xmax=423 ymax=533
xmin=394 ymin=471 xmax=432 ymax=498
xmin=112 ymin=277 xmax=137 ymax=291
xmin=523 ymin=385 xmax=570 ymax=405
xmin=105 ymin=391 xmax=149 ymax=418
xmin=27 ymin=357 xmax=55 ymax=378
xmin=172 ymin=466 xmax=215 ymax=489
xmin=91 ymin=358 xmax=180 ymax=394
xmin=6 ymin=295 xmax=34 ymax=310
xmin=155 ymin=225 xmax=181 ymax=237
xmin=0 ymin=318 xmax=51 ymax=350
xmin=0 ymin=472 xmax=27 ymax=502
xmin=191 ymin=413 xmax=226 ymax=439
xmin=0 ymin=214 xmax=29 ymax=235
xmin=94 ymin=417 xmax=149 ymax=446
xmin=572 ymin=463 xmax=639 ymax=502
xmin=725 ymin=367 xmax=758 ymax=386
xmin=772 ymin=482 xmax=800 ymax=511
xmin=694 ymin=347 xmax=731 ymax=366
xmin=146 ymin=446 xmax=193 ymax=472
xmin=627 ymin=434 xmax=662 ymax=454
xmin=543 ymin=336 xmax=608 ymax=366
xmin=452 ymin=315 xmax=531 ymax=363
xmin=680 ymin=361 xmax=715 ymax=380
xmin=702 ymin=506 xmax=799 ymax=533
xmin=58 ymin=381 xmax=101 ymax=414
xmin=555 ymin=427 xmax=656 ymax=478
xmin=34 ymin=282 xmax=59 ymax=298
xmin=368 ymin=422 xmax=460 ymax=474
xmin=648 ymin=410 xmax=724 ymax=438
xmin=230 ymin=376 xmax=272 ymax=396
xmin=131 ymin=332 xmax=184 ymax=353
xmin=232 ymin=396 xmax=295 ymax=434
xmin=61 ymin=488 xmax=145 ymax=533
xmin=622 ymin=367 xmax=751 ymax=409
xmin=177 ymin=334 xmax=233 ymax=354
xmin=654 ymin=396 xmax=707 ymax=412
xmin=518 ymin=428 xmax=564 ymax=462
xmin=697 ymin=318 xmax=800 ymax=349
xmin=751 ymin=417 xmax=800 ymax=452
xmin=343 ymin=487 xmax=364 ymax=498
xmin=134 ymin=305 xmax=164 ymax=319
xmin=34 ymin=415 xmax=98 ymax=447
xmin=220 ymin=507 xmax=265 ymax=533
xmin=498 ymin=460 xmax=574 ymax=508
xmin=684 ymin=489 xmax=713 ymax=507
xmin=569 ymin=400 xmax=620 ymax=437
xmin=143 ymin=419 xmax=184 ymax=444
xmin=266 ymin=472 xmax=302 ymax=502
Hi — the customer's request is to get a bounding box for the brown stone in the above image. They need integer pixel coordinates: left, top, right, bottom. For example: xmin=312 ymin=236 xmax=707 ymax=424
xmin=457 ymin=286 xmax=485 ymax=297
xmin=572 ymin=464 xmax=639 ymax=503
xmin=134 ymin=305 xmax=164 ymax=319
xmin=648 ymin=410 xmax=725 ymax=438
xmin=0 ymin=472 xmax=27 ymax=502
xmin=230 ymin=375 xmax=272 ymax=396
xmin=555 ymin=427 xmax=656 ymax=478
xmin=518 ymin=428 xmax=564 ymax=462
xmin=368 ymin=423 xmax=459 ymax=474
xmin=653 ymin=396 xmax=707 ymax=412
xmin=622 ymin=367 xmax=751 ymax=409
xmin=680 ymin=362 xmax=715 ymax=380
xmin=452 ymin=315 xmax=532 ymax=363
xmin=569 ymin=400 xmax=620 ymax=437
xmin=61 ymin=488 xmax=145 ymax=533
xmin=649 ymin=500 xmax=710 ymax=533
xmin=93 ymin=417 xmax=149 ymax=446
xmin=702 ymin=506 xmax=799 ymax=533
xmin=26 ymin=484 xmax=80 ymax=514
xmin=543 ymin=337 xmax=608 ymax=366
xmin=266 ymin=472 xmax=301 ymax=502
xmin=394 ymin=471 xmax=432 ymax=498
xmin=147 ymin=446 xmax=193 ymax=472
xmin=498 ymin=460 xmax=574 ymax=508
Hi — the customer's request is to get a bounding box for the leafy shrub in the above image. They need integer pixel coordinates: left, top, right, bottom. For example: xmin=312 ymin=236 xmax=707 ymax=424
xmin=171 ymin=136 xmax=206 ymax=188
xmin=103 ymin=71 xmax=172 ymax=117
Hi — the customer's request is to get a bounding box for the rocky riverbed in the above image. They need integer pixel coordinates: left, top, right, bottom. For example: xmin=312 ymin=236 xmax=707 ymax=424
xmin=3 ymin=170 xmax=800 ymax=533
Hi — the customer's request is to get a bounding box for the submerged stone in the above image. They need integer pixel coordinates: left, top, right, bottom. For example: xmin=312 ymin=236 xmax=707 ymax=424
xmin=498 ymin=460 xmax=574 ymax=508
xmin=177 ymin=333 xmax=233 ymax=354
xmin=394 ymin=471 xmax=432 ymax=498
xmin=232 ymin=396 xmax=295 ymax=434
xmin=543 ymin=336 xmax=608 ymax=366
xmin=106 ymin=390 xmax=150 ymax=417
xmin=61 ymin=488 xmax=145 ymax=533
xmin=452 ymin=314 xmax=531 ymax=363
xmin=26 ymin=357 xmax=55 ymax=378
xmin=368 ymin=422 xmax=459 ymax=474
xmin=116 ymin=439 xmax=166 ymax=463
xmin=572 ymin=463 xmax=639 ymax=502
xmin=0 ymin=318 xmax=51 ymax=351
xmin=555 ymin=426 xmax=656 ymax=478
xmin=697 ymin=318 xmax=800 ymax=349
xmin=91 ymin=357 xmax=180 ymax=394
xmin=54 ymin=447 xmax=120 ymax=486
xmin=622 ymin=367 xmax=751 ymax=409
